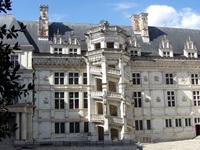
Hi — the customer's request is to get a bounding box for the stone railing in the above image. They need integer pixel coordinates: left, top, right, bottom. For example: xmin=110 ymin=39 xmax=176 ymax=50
xmin=124 ymin=72 xmax=130 ymax=80
xmin=90 ymin=91 xmax=103 ymax=97
xmin=90 ymin=114 xmax=104 ymax=122
xmin=107 ymin=91 xmax=121 ymax=99
xmin=107 ymin=68 xmax=120 ymax=76
xmin=90 ymin=66 xmax=101 ymax=73
xmin=127 ymin=119 xmax=133 ymax=126
xmin=108 ymin=116 xmax=123 ymax=125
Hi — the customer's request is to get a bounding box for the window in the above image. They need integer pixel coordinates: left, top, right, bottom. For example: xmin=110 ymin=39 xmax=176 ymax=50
xmin=175 ymin=119 xmax=182 ymax=127
xmin=195 ymin=118 xmax=200 ymax=123
xmin=69 ymin=92 xmax=79 ymax=109
xmin=163 ymin=51 xmax=170 ymax=57
xmin=165 ymin=119 xmax=172 ymax=127
xmin=69 ymin=48 xmax=77 ymax=54
xmin=69 ymin=122 xmax=80 ymax=133
xmin=188 ymin=52 xmax=195 ymax=58
xmin=83 ymin=92 xmax=88 ymax=108
xmin=11 ymin=55 xmax=19 ymax=68
xmin=185 ymin=118 xmax=191 ymax=126
xmin=165 ymin=73 xmax=173 ymax=84
xmin=55 ymin=92 xmax=64 ymax=109
xmin=167 ymin=91 xmax=175 ymax=107
xmin=107 ymin=42 xmax=114 ymax=48
xmin=135 ymin=120 xmax=143 ymax=130
xmin=130 ymin=50 xmax=138 ymax=56
xmin=69 ymin=73 xmax=79 ymax=84
xmin=83 ymin=73 xmax=87 ymax=84
xmin=193 ymin=91 xmax=200 ymax=106
xmin=54 ymin=48 xmax=62 ymax=54
xmin=95 ymin=43 xmax=101 ymax=49
xmin=55 ymin=122 xmax=65 ymax=134
xmin=132 ymin=73 xmax=141 ymax=85
xmin=133 ymin=92 xmax=142 ymax=107
xmin=55 ymin=72 xmax=64 ymax=85
xmin=191 ymin=74 xmax=199 ymax=85
xmin=84 ymin=122 xmax=89 ymax=133
xmin=146 ymin=120 xmax=151 ymax=130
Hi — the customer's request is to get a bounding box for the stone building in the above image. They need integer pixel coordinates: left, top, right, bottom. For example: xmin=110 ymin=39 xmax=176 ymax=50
xmin=2 ymin=5 xmax=200 ymax=144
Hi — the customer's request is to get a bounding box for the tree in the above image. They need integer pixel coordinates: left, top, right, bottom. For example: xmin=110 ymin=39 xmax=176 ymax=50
xmin=0 ymin=0 xmax=34 ymax=141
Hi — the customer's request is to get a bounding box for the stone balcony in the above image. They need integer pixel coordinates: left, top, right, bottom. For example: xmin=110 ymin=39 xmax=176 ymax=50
xmin=108 ymin=116 xmax=123 ymax=125
xmin=90 ymin=91 xmax=121 ymax=101
xmin=90 ymin=114 xmax=104 ymax=123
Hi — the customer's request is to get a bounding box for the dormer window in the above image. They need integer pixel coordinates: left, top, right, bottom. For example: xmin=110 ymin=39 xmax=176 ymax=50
xmin=183 ymin=37 xmax=197 ymax=58
xmin=95 ymin=43 xmax=101 ymax=50
xmin=107 ymin=42 xmax=114 ymax=48
xmin=130 ymin=50 xmax=140 ymax=56
xmin=69 ymin=48 xmax=77 ymax=54
xmin=54 ymin=48 xmax=62 ymax=54
xmin=159 ymin=35 xmax=173 ymax=57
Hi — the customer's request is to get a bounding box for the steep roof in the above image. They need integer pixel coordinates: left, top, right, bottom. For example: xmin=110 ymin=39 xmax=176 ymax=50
xmin=2 ymin=14 xmax=200 ymax=56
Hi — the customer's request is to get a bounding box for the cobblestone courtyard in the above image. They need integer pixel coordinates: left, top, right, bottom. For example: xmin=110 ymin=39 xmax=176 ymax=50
xmin=1 ymin=139 xmax=200 ymax=150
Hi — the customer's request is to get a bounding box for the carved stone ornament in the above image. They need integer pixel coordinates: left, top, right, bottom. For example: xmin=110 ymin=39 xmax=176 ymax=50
xmin=154 ymin=76 xmax=159 ymax=81
xmin=156 ymin=97 xmax=161 ymax=102
xmin=144 ymin=76 xmax=148 ymax=82
xmin=44 ymin=75 xmax=49 ymax=81
xmin=44 ymin=98 xmax=49 ymax=104
xmin=182 ymin=96 xmax=187 ymax=102
xmin=145 ymin=98 xmax=150 ymax=102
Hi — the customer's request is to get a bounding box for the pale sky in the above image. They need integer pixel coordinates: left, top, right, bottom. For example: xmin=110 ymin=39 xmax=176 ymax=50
xmin=8 ymin=0 xmax=200 ymax=29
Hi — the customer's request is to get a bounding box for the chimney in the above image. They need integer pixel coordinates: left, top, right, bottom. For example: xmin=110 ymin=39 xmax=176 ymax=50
xmin=130 ymin=13 xmax=149 ymax=43
xmin=38 ymin=5 xmax=49 ymax=40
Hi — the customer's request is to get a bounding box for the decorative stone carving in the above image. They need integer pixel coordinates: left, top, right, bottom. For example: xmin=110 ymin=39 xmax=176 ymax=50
xmin=156 ymin=97 xmax=161 ymax=102
xmin=145 ymin=98 xmax=150 ymax=102
xmin=182 ymin=96 xmax=187 ymax=102
xmin=144 ymin=76 xmax=148 ymax=81
xmin=154 ymin=76 xmax=159 ymax=81
xmin=44 ymin=98 xmax=49 ymax=104
xmin=44 ymin=75 xmax=49 ymax=81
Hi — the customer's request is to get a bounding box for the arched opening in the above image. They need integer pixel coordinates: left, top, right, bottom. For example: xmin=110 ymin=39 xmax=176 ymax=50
xmin=98 ymin=126 xmax=104 ymax=141
xmin=109 ymin=104 xmax=117 ymax=116
xmin=97 ymin=103 xmax=103 ymax=115
xmin=111 ymin=128 xmax=118 ymax=141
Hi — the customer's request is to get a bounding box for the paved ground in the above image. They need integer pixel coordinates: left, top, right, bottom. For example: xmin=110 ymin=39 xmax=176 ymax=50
xmin=1 ymin=139 xmax=200 ymax=150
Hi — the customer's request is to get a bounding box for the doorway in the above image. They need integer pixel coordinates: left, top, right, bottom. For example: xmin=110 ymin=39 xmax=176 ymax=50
xmin=196 ymin=125 xmax=200 ymax=136
xmin=98 ymin=126 xmax=104 ymax=141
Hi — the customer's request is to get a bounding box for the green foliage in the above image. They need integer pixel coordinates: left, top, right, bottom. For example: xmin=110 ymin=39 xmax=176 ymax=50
xmin=0 ymin=0 xmax=34 ymax=141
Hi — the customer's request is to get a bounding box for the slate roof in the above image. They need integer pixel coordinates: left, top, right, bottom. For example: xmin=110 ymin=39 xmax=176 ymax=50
xmin=1 ymin=14 xmax=200 ymax=57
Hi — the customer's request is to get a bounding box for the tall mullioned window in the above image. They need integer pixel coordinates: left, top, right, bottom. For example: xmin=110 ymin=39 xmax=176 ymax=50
xmin=11 ymin=55 xmax=19 ymax=68
xmin=54 ymin=48 xmax=62 ymax=54
xmin=165 ymin=119 xmax=172 ymax=127
xmin=133 ymin=92 xmax=142 ymax=107
xmin=165 ymin=73 xmax=173 ymax=84
xmin=55 ymin=92 xmax=64 ymax=109
xmin=55 ymin=122 xmax=65 ymax=134
xmin=167 ymin=91 xmax=175 ymax=107
xmin=191 ymin=74 xmax=199 ymax=85
xmin=69 ymin=92 xmax=79 ymax=109
xmin=69 ymin=73 xmax=79 ymax=84
xmin=185 ymin=118 xmax=191 ymax=126
xmin=175 ymin=119 xmax=182 ymax=127
xmin=83 ymin=73 xmax=87 ymax=84
xmin=55 ymin=72 xmax=64 ymax=85
xmin=193 ymin=91 xmax=200 ymax=106
xmin=132 ymin=73 xmax=141 ymax=85
xmin=83 ymin=92 xmax=88 ymax=108
xmin=135 ymin=120 xmax=143 ymax=130
xmin=69 ymin=122 xmax=80 ymax=133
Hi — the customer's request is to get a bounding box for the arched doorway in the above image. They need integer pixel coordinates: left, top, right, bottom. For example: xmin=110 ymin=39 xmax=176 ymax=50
xmin=98 ymin=126 xmax=104 ymax=141
xmin=111 ymin=128 xmax=118 ymax=141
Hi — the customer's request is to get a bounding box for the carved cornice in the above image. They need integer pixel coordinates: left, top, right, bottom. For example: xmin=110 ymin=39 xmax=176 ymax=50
xmin=131 ymin=59 xmax=200 ymax=69
xmin=33 ymin=57 xmax=86 ymax=67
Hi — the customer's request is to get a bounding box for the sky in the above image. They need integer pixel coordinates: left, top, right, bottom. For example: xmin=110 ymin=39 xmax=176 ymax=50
xmin=7 ymin=0 xmax=200 ymax=29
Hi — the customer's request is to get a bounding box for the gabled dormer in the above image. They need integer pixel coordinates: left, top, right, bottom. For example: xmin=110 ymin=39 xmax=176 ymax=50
xmin=128 ymin=37 xmax=141 ymax=57
xmin=158 ymin=35 xmax=173 ymax=57
xmin=183 ymin=36 xmax=197 ymax=58
xmin=50 ymin=29 xmax=65 ymax=54
xmin=67 ymin=31 xmax=81 ymax=54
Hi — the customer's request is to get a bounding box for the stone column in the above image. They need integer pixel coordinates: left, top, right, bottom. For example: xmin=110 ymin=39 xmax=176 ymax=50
xmin=21 ymin=112 xmax=27 ymax=140
xmin=27 ymin=113 xmax=33 ymax=142
xmin=15 ymin=112 xmax=20 ymax=140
